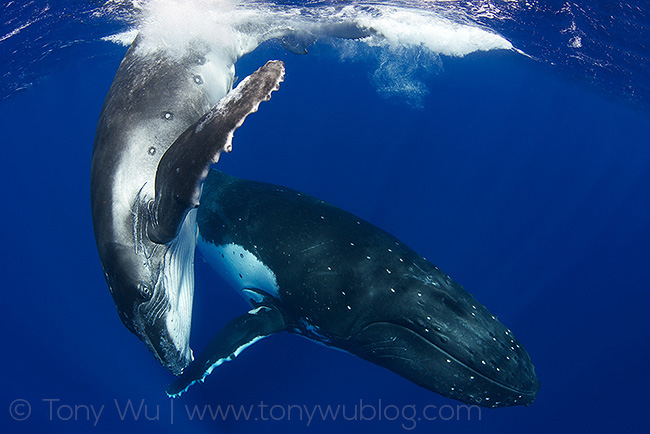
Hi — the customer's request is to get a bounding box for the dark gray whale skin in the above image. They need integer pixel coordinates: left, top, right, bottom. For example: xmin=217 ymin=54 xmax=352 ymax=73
xmin=168 ymin=170 xmax=539 ymax=408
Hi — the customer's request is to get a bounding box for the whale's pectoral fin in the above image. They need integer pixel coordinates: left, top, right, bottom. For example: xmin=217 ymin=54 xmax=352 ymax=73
xmin=166 ymin=303 xmax=287 ymax=398
xmin=148 ymin=60 xmax=285 ymax=244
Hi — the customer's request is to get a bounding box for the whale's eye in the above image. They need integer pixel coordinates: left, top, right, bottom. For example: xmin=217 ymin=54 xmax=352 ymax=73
xmin=138 ymin=284 xmax=153 ymax=300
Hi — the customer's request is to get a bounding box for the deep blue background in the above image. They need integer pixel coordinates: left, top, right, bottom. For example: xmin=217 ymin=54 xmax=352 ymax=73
xmin=2 ymin=36 xmax=650 ymax=434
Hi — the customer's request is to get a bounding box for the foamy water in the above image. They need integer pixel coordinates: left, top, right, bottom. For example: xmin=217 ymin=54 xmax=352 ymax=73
xmin=97 ymin=0 xmax=514 ymax=103
xmin=105 ymin=1 xmax=512 ymax=53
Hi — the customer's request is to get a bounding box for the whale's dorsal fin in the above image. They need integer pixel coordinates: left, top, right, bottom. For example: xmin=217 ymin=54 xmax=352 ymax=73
xmin=166 ymin=303 xmax=287 ymax=397
xmin=148 ymin=60 xmax=285 ymax=244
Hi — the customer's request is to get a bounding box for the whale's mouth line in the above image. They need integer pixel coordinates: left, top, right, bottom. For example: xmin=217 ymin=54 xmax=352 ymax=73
xmin=361 ymin=321 xmax=535 ymax=396
xmin=139 ymin=327 xmax=187 ymax=376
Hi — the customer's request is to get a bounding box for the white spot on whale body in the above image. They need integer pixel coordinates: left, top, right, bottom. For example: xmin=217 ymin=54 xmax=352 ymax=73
xmin=197 ymin=239 xmax=279 ymax=299
xmin=248 ymin=306 xmax=270 ymax=315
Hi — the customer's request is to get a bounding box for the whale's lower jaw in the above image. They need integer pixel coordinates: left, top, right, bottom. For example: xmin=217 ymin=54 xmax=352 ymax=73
xmin=344 ymin=321 xmax=539 ymax=408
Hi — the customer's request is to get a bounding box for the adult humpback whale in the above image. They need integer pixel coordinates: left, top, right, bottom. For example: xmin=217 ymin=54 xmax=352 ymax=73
xmin=90 ymin=33 xmax=285 ymax=375
xmin=167 ymin=170 xmax=540 ymax=408
xmin=89 ymin=13 xmax=374 ymax=375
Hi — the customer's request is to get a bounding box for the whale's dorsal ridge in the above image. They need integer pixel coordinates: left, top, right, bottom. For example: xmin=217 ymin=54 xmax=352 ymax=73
xmin=147 ymin=60 xmax=285 ymax=245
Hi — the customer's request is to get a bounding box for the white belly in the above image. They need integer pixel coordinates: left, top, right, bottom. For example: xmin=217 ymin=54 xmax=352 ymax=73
xmin=197 ymin=238 xmax=280 ymax=300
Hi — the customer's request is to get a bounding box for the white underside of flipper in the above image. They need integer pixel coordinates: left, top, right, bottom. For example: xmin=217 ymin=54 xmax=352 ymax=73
xmin=161 ymin=209 xmax=198 ymax=363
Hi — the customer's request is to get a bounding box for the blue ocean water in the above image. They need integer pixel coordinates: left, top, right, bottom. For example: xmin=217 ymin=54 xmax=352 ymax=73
xmin=2 ymin=1 xmax=650 ymax=433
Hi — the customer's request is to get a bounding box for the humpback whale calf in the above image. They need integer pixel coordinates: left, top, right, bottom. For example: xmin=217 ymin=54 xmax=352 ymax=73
xmin=90 ymin=33 xmax=285 ymax=375
xmin=167 ymin=170 xmax=540 ymax=408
